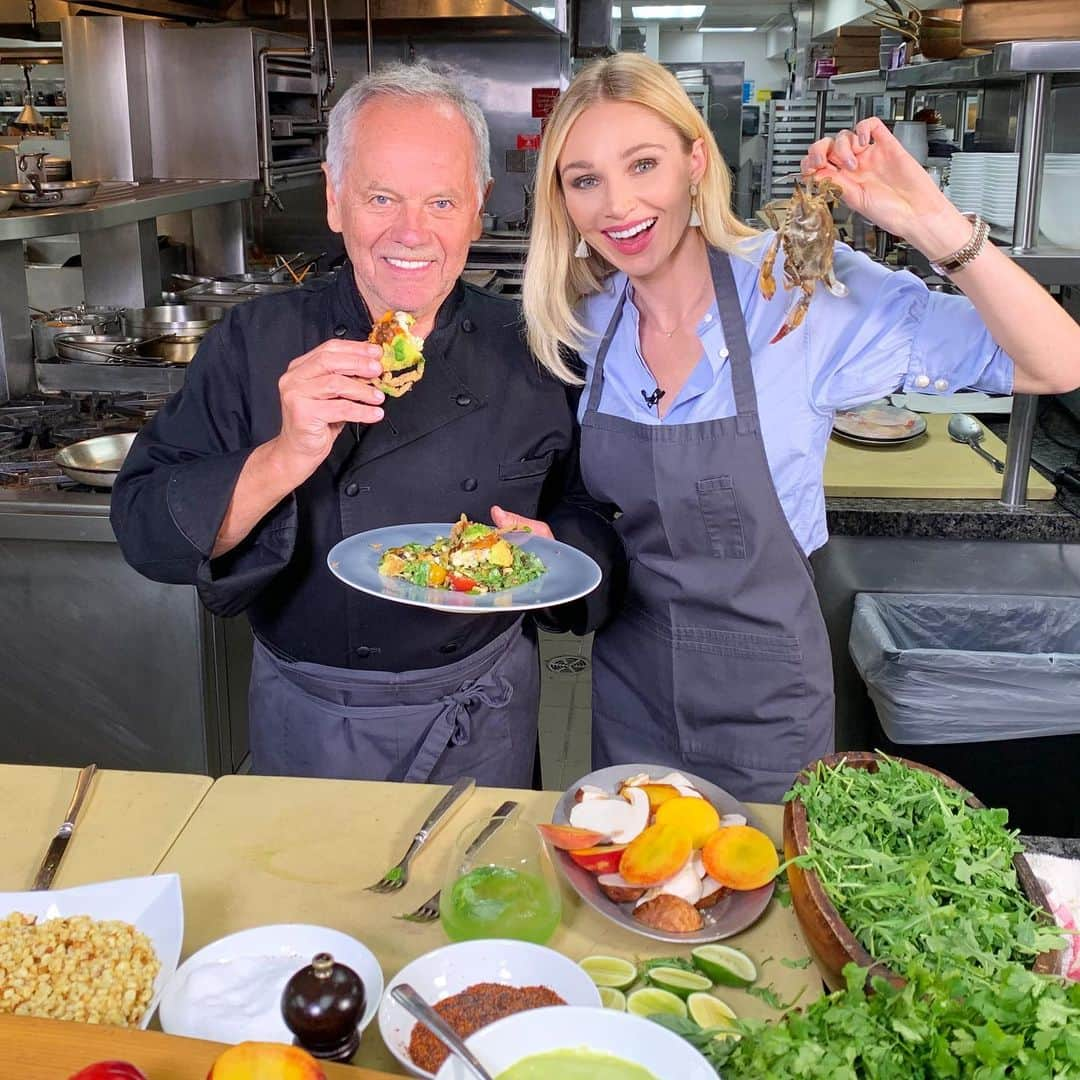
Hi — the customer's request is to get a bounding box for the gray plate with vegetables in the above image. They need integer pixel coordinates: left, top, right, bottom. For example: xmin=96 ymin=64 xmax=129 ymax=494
xmin=328 ymin=521 xmax=602 ymax=613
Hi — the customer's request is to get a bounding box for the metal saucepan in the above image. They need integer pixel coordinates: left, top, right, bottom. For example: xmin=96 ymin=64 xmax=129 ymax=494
xmin=142 ymin=334 xmax=202 ymax=365
xmin=0 ymin=180 xmax=99 ymax=209
xmin=54 ymin=432 xmax=137 ymax=489
xmin=123 ymin=304 xmax=224 ymax=335
xmin=55 ymin=334 xmax=150 ymax=365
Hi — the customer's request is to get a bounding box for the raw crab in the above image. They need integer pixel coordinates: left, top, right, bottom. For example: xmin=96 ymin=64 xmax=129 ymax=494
xmin=758 ymin=177 xmax=848 ymax=344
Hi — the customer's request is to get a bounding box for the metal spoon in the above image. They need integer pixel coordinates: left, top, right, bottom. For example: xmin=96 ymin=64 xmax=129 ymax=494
xmin=947 ymin=413 xmax=1005 ymax=473
xmin=391 ymin=984 xmax=495 ymax=1080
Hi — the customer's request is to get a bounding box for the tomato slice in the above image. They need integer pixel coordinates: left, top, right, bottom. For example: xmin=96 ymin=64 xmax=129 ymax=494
xmin=448 ymin=572 xmax=477 ymax=592
xmin=464 ymin=531 xmax=499 ymax=550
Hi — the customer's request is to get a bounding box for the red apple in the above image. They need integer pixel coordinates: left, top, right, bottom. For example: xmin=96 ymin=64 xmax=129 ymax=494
xmin=567 ymin=844 xmax=628 ymax=875
xmin=69 ymin=1065 xmax=149 ymax=1080
xmin=536 ymin=823 xmax=609 ymax=850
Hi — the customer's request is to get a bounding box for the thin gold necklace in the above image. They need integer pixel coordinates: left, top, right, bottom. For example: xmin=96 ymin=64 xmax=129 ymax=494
xmin=636 ymin=284 xmax=711 ymax=338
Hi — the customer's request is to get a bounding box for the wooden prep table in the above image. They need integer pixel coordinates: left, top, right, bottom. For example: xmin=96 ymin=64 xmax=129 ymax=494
xmin=0 ymin=764 xmax=212 ymax=892
xmin=157 ymin=776 xmax=821 ymax=1075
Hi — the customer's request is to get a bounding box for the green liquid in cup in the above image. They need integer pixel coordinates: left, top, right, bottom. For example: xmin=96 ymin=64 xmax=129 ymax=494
xmin=440 ymin=865 xmax=561 ymax=944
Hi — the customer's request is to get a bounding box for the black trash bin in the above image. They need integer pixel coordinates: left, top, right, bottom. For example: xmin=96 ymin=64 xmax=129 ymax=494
xmin=849 ymin=593 xmax=1080 ymax=837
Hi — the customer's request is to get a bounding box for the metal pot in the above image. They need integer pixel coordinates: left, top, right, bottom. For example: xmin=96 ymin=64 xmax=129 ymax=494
xmin=32 ymin=306 xmax=124 ymax=360
xmin=0 ymin=180 xmax=99 ymax=208
xmin=54 ymin=431 xmax=137 ymax=489
xmin=220 ymin=271 xmax=289 ymax=285
xmin=55 ymin=334 xmax=148 ymax=365
xmin=142 ymin=334 xmax=202 ymax=365
xmin=123 ymin=304 xmax=225 ymax=336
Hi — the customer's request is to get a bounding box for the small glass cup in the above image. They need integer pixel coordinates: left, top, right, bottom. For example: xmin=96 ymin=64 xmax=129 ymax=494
xmin=439 ymin=809 xmax=562 ymax=945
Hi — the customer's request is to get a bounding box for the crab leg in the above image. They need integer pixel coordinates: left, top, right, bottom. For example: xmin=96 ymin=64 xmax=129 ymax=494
xmin=770 ymin=287 xmax=813 ymax=344
xmin=759 ymin=233 xmax=782 ymax=301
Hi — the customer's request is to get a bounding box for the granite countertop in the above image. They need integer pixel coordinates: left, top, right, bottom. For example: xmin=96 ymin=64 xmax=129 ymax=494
xmin=826 ymin=400 xmax=1080 ymax=543
xmin=1023 ymin=835 xmax=1080 ymax=859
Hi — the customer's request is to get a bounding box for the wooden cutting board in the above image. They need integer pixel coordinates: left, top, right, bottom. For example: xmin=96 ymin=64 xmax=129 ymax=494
xmin=823 ymin=412 xmax=1055 ymax=500
xmin=0 ymin=1015 xmax=396 ymax=1079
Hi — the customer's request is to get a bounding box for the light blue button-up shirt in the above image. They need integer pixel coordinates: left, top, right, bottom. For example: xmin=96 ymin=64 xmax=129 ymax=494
xmin=576 ymin=236 xmax=1014 ymax=555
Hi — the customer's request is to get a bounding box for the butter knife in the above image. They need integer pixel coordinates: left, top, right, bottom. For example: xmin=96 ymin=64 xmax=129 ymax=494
xmin=31 ymin=764 xmax=97 ymax=891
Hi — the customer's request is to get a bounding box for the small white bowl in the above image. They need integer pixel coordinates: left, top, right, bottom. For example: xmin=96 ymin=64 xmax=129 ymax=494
xmin=379 ymin=939 xmax=602 ymax=1079
xmin=159 ymin=923 xmax=382 ymax=1045
xmin=434 ymin=1005 xmax=716 ymax=1080
xmin=0 ymin=873 xmax=183 ymax=1030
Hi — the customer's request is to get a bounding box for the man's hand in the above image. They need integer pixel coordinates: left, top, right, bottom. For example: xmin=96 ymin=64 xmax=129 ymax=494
xmin=490 ymin=505 xmax=554 ymax=540
xmin=267 ymin=339 xmax=386 ymax=486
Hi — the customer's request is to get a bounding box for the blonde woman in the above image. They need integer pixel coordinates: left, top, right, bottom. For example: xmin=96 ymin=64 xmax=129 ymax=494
xmin=510 ymin=53 xmax=1080 ymax=802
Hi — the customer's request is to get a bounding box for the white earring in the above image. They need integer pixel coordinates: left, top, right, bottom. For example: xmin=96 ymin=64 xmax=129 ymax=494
xmin=574 ymin=235 xmax=590 ymax=258
xmin=688 ymin=184 xmax=702 ymax=228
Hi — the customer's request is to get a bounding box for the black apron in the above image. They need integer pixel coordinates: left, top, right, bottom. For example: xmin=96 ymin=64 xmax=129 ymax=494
xmin=249 ymin=621 xmax=539 ymax=785
xmin=580 ymin=247 xmax=834 ymax=803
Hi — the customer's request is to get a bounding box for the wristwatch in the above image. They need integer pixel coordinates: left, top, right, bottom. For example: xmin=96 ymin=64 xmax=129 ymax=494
xmin=928 ymin=212 xmax=990 ymax=277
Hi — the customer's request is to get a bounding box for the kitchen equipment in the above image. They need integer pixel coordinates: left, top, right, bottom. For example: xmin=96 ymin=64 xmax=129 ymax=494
xmin=549 ymin=763 xmax=775 ymax=944
xmin=947 ymin=412 xmax=1005 ymax=472
xmin=391 ymin=984 xmax=494 ymax=1080
xmin=398 ymin=800 xmax=518 ymax=924
xmin=55 ymin=334 xmax=151 ymax=365
xmin=124 ymin=304 xmax=225 ymax=336
xmin=32 ymin=306 xmax=123 ymax=361
xmin=31 ymin=763 xmax=97 ymax=890
xmin=142 ymin=335 xmax=203 ymax=365
xmin=833 ymin=402 xmax=927 ymax=444
xmin=961 ymin=0 xmax=1080 ymax=47
xmin=1039 ymin=157 xmax=1080 ymax=249
xmin=891 ymin=121 xmax=929 ymax=165
xmin=54 ymin=431 xmax=137 ymax=488
xmin=783 ymin=751 xmax=1063 ymax=990
xmin=0 ymin=190 xmax=13 ymax=213
xmin=0 ymin=179 xmax=98 ymax=209
xmin=366 ymin=775 xmax=476 ymax=893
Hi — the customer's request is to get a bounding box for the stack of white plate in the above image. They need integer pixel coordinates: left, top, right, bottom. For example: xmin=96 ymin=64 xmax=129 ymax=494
xmin=1040 ymin=155 xmax=1080 ymax=249
xmin=944 ymin=153 xmax=1018 ymax=227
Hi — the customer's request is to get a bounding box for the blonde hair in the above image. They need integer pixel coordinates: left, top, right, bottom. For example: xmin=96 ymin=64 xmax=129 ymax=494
xmin=523 ymin=52 xmax=757 ymax=383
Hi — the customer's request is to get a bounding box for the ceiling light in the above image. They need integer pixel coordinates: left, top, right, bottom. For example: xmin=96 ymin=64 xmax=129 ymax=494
xmin=699 ymin=26 xmax=758 ymax=32
xmin=631 ymin=4 xmax=705 ymax=18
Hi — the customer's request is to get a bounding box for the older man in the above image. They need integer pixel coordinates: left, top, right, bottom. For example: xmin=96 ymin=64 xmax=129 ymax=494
xmin=111 ymin=65 xmax=621 ymax=786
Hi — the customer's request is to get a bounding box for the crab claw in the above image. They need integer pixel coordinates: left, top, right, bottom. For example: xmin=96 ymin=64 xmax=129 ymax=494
xmin=824 ymin=269 xmax=848 ymax=298
xmin=759 ymin=234 xmax=781 ymax=302
xmin=770 ymin=290 xmax=812 ymax=344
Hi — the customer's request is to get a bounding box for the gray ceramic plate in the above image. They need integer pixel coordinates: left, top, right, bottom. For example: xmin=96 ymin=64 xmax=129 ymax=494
xmin=327 ymin=523 xmax=602 ymax=614
xmin=550 ymin=764 xmax=775 ymax=944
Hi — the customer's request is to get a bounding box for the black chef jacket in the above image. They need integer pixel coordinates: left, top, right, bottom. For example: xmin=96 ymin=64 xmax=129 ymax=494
xmin=110 ymin=266 xmax=624 ymax=671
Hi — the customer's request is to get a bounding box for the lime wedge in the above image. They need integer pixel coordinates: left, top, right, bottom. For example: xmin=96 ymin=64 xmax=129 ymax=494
xmin=626 ymin=987 xmax=688 ymax=1020
xmin=599 ymin=986 xmax=627 ymax=1011
xmin=645 ymin=965 xmax=714 ymax=999
xmin=579 ymin=955 xmax=638 ymax=991
xmin=687 ymin=992 xmax=740 ymax=1039
xmin=691 ymin=944 xmax=758 ymax=988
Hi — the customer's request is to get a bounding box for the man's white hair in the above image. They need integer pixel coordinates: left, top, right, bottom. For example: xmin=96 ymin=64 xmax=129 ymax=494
xmin=325 ymin=62 xmax=492 ymax=204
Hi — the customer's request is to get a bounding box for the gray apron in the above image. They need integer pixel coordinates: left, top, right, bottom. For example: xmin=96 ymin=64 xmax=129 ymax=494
xmin=581 ymin=247 xmax=834 ymax=803
xmin=248 ymin=621 xmax=539 ymax=785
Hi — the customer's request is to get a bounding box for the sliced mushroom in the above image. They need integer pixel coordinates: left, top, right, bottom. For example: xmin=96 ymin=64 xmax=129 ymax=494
xmin=597 ymin=872 xmax=647 ymax=904
xmin=718 ymin=813 xmax=748 ymax=828
xmin=697 ymin=875 xmax=730 ymax=910
xmin=574 ymin=784 xmax=608 ymax=804
xmin=569 ymin=786 xmax=650 ymax=844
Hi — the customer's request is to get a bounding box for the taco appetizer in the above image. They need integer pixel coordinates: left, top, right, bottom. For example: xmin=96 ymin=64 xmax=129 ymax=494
xmin=368 ymin=309 xmax=425 ymax=397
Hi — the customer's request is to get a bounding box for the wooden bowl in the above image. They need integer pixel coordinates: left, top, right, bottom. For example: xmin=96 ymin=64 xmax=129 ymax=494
xmin=782 ymin=751 xmax=1063 ymax=991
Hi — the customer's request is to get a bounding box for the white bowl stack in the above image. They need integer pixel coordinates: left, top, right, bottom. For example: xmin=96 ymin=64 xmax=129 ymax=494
xmin=1040 ymin=154 xmax=1080 ymax=249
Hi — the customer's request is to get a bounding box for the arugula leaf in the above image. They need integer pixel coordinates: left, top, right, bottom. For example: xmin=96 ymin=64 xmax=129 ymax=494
xmin=781 ymin=956 xmax=813 ymax=970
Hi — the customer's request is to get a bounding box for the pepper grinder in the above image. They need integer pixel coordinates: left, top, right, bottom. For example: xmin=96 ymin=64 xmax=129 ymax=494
xmin=281 ymin=952 xmax=366 ymax=1064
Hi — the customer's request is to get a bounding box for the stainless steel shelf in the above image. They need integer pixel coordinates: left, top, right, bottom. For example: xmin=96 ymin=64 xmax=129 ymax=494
xmin=0 ymin=105 xmax=66 ymax=113
xmin=886 ymin=40 xmax=1080 ymax=90
xmin=829 ymin=70 xmax=887 ymax=94
xmin=0 ymin=178 xmax=255 ymax=242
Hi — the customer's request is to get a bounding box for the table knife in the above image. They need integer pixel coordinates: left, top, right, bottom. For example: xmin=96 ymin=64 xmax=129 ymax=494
xmin=31 ymin=764 xmax=97 ymax=891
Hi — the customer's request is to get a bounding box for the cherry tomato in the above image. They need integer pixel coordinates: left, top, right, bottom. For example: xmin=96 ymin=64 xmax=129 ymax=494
xmin=448 ymin=572 xmax=477 ymax=592
xmin=69 ymin=1063 xmax=149 ymax=1080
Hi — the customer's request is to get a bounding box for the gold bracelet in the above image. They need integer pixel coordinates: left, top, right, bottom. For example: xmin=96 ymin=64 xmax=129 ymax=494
xmin=928 ymin=212 xmax=989 ymax=277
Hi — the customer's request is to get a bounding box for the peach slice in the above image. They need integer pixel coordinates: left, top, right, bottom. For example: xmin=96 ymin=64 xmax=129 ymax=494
xmin=536 ymin=823 xmax=609 ymax=851
xmin=569 ymin=787 xmax=650 ymax=845
xmin=701 ymin=824 xmax=779 ymax=891
xmin=207 ymin=1042 xmax=326 ymax=1080
xmin=654 ymin=796 xmax=721 ymax=849
xmin=567 ymin=844 xmax=627 ymax=874
xmin=619 ymin=823 xmax=694 ymax=886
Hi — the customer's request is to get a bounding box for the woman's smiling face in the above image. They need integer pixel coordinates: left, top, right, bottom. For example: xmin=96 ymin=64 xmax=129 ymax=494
xmin=558 ymin=100 xmax=705 ymax=278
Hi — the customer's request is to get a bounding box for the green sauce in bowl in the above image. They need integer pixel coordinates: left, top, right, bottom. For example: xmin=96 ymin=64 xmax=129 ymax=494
xmin=496 ymin=1047 xmax=658 ymax=1079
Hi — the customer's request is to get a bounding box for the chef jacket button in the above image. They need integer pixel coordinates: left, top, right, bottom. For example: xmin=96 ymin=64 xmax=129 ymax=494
xmin=455 ymin=392 xmax=473 ymax=407
xmin=344 ymin=481 xmax=360 ymax=497
xmin=333 ymin=324 xmax=348 ymax=338
xmin=462 ymin=477 xmax=479 ymax=492
xmin=355 ymin=645 xmax=372 ymax=659
xmin=461 ymin=318 xmax=476 ymax=333
xmin=934 ymin=377 xmax=949 ymax=391
xmin=914 ymin=374 xmax=931 ymax=388
xmin=439 ymin=641 xmax=460 ymax=654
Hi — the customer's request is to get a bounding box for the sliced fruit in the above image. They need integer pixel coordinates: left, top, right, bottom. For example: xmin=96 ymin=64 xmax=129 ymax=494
xmin=567 ymin=844 xmax=627 ymax=875
xmin=645 ymin=965 xmax=713 ymax=999
xmin=619 ymin=781 xmax=681 ymax=812
xmin=633 ymin=893 xmax=704 ymax=933
xmin=599 ymin=986 xmax=627 ymax=1011
xmin=620 ymin=823 xmax=694 ymax=886
xmin=654 ymin=796 xmax=721 ymax=849
xmin=701 ymin=825 xmax=779 ymax=891
xmin=687 ymin=992 xmax=739 ymax=1038
xmin=696 ymin=877 xmax=729 ymax=911
xmin=691 ymin=944 xmax=758 ymax=988
xmin=597 ymin=872 xmax=647 ymax=904
xmin=536 ymin=823 xmax=609 ymax=851
xmin=569 ymin=787 xmax=650 ymax=845
xmin=579 ymin=954 xmax=638 ymax=991
xmin=626 ymin=987 xmax=688 ymax=1020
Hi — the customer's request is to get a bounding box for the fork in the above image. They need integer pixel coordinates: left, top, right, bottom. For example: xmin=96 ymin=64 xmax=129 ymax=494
xmin=366 ymin=775 xmax=476 ymax=893
xmin=396 ymin=799 xmax=519 ymax=922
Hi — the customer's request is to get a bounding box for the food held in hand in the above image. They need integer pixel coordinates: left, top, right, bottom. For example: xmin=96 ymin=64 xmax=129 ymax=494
xmin=378 ymin=515 xmax=546 ymax=594
xmin=206 ymin=1041 xmax=327 ymax=1080
xmin=0 ymin=912 xmax=159 ymax=1026
xmin=367 ymin=309 xmax=425 ymax=397
xmin=496 ymin=1048 xmax=659 ymax=1079
xmin=407 ymin=983 xmax=567 ymax=1073
xmin=69 ymin=1064 xmax=149 ymax=1080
